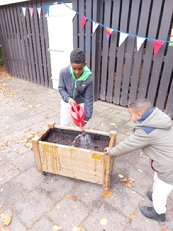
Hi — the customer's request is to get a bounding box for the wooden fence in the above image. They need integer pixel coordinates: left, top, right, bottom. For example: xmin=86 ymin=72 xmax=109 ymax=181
xmin=73 ymin=0 xmax=173 ymax=118
xmin=0 ymin=0 xmax=173 ymax=117
xmin=0 ymin=0 xmax=52 ymax=87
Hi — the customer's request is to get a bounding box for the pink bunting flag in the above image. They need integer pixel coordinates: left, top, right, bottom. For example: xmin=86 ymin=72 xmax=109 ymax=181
xmin=106 ymin=28 xmax=113 ymax=41
xmin=81 ymin=16 xmax=87 ymax=30
xmin=153 ymin=40 xmax=164 ymax=55
xmin=29 ymin=8 xmax=34 ymax=18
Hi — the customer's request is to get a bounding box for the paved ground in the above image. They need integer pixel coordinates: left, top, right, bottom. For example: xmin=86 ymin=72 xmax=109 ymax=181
xmin=0 ymin=67 xmax=173 ymax=231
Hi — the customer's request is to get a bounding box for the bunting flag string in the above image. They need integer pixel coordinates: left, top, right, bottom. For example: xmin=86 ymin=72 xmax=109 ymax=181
xmin=21 ymin=1 xmax=172 ymax=56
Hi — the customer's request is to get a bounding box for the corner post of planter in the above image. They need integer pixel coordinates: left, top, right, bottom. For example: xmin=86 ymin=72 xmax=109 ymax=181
xmin=103 ymin=155 xmax=111 ymax=190
xmin=32 ymin=135 xmax=42 ymax=172
xmin=109 ymin=131 xmax=116 ymax=173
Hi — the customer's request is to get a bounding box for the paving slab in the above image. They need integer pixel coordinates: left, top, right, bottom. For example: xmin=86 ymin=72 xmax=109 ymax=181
xmin=0 ymin=69 xmax=173 ymax=231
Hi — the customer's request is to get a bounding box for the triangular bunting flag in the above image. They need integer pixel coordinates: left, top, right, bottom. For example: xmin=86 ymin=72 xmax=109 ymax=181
xmin=81 ymin=16 xmax=87 ymax=30
xmin=105 ymin=28 xmax=113 ymax=41
xmin=92 ymin=22 xmax=99 ymax=34
xmin=22 ymin=7 xmax=26 ymax=17
xmin=169 ymin=25 xmax=173 ymax=47
xmin=37 ymin=7 xmax=41 ymax=18
xmin=136 ymin=37 xmax=145 ymax=51
xmin=153 ymin=40 xmax=164 ymax=55
xmin=119 ymin=32 xmax=128 ymax=46
xmin=44 ymin=5 xmax=50 ymax=17
xmin=70 ymin=10 xmax=76 ymax=20
xmin=29 ymin=8 xmax=34 ymax=18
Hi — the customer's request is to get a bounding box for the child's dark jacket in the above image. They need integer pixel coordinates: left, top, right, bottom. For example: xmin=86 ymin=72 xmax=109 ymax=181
xmin=109 ymin=108 xmax=173 ymax=185
xmin=58 ymin=65 xmax=93 ymax=120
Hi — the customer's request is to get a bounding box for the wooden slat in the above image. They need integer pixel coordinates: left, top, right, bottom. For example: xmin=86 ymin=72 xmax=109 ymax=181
xmin=137 ymin=0 xmax=163 ymax=99
xmin=25 ymin=3 xmax=37 ymax=83
xmin=13 ymin=5 xmax=28 ymax=78
xmin=72 ymin=0 xmax=78 ymax=48
xmin=85 ymin=0 xmax=92 ymax=69
xmin=79 ymin=0 xmax=85 ymax=50
xmin=113 ymin=0 xmax=130 ymax=104
xmin=0 ymin=8 xmax=10 ymax=71
xmin=19 ymin=2 xmax=32 ymax=82
xmin=128 ymin=0 xmax=152 ymax=104
xmin=147 ymin=0 xmax=173 ymax=105
xmin=166 ymin=77 xmax=173 ymax=118
xmin=120 ymin=0 xmax=141 ymax=106
xmin=32 ymin=2 xmax=44 ymax=85
xmin=156 ymin=47 xmax=173 ymax=110
xmin=106 ymin=0 xmax=120 ymax=102
xmin=41 ymin=2 xmax=52 ymax=87
xmin=100 ymin=0 xmax=112 ymax=100
xmin=93 ymin=0 xmax=103 ymax=100
xmin=91 ymin=0 xmax=98 ymax=99
xmin=4 ymin=6 xmax=15 ymax=75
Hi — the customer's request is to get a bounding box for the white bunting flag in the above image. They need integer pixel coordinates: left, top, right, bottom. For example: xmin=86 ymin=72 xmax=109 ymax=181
xmin=70 ymin=10 xmax=76 ymax=20
xmin=22 ymin=7 xmax=26 ymax=17
xmin=37 ymin=7 xmax=41 ymax=18
xmin=136 ymin=37 xmax=145 ymax=51
xmin=92 ymin=22 xmax=99 ymax=34
xmin=119 ymin=32 xmax=128 ymax=47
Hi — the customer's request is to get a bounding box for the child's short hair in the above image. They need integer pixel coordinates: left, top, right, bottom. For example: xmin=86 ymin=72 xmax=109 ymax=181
xmin=129 ymin=99 xmax=153 ymax=114
xmin=70 ymin=48 xmax=85 ymax=64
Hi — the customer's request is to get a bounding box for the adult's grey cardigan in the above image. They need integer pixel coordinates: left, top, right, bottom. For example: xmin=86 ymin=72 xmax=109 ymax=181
xmin=108 ymin=108 xmax=173 ymax=185
xmin=58 ymin=66 xmax=93 ymax=120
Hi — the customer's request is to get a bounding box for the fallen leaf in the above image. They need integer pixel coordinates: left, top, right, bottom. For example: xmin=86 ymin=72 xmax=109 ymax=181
xmin=100 ymin=218 xmax=108 ymax=225
xmin=102 ymin=190 xmax=112 ymax=198
xmin=73 ymin=205 xmax=78 ymax=209
xmin=84 ymin=192 xmax=90 ymax=196
xmin=73 ymin=226 xmax=83 ymax=231
xmin=46 ymin=208 xmax=51 ymax=213
xmin=1 ymin=210 xmax=12 ymax=225
xmin=118 ymin=174 xmax=124 ymax=179
xmin=0 ymin=203 xmax=3 ymax=209
xmin=65 ymin=194 xmax=70 ymax=199
xmin=160 ymin=228 xmax=166 ymax=231
xmin=71 ymin=195 xmax=78 ymax=201
xmin=130 ymin=212 xmax=136 ymax=221
xmin=120 ymin=176 xmax=135 ymax=188
xmin=53 ymin=225 xmax=60 ymax=231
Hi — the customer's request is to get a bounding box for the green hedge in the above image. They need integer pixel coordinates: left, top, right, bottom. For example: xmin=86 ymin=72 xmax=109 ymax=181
xmin=0 ymin=46 xmax=4 ymax=65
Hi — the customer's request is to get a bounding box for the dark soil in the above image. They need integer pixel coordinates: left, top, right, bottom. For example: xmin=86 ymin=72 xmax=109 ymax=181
xmin=45 ymin=130 xmax=109 ymax=152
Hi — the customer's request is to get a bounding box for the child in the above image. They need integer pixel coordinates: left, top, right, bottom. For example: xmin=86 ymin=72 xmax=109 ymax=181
xmin=58 ymin=48 xmax=93 ymax=126
xmin=105 ymin=99 xmax=173 ymax=222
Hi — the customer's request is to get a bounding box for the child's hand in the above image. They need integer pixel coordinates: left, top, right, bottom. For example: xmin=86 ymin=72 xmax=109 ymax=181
xmin=69 ymin=98 xmax=77 ymax=106
xmin=104 ymin=147 xmax=115 ymax=157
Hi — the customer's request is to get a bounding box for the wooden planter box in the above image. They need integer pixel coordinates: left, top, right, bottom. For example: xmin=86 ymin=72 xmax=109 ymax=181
xmin=32 ymin=123 xmax=116 ymax=190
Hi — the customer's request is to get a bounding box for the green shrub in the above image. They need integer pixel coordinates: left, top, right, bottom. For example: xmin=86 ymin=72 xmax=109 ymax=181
xmin=0 ymin=46 xmax=4 ymax=65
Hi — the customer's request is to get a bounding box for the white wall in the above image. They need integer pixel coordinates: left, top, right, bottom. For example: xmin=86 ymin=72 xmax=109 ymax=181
xmin=47 ymin=3 xmax=73 ymax=89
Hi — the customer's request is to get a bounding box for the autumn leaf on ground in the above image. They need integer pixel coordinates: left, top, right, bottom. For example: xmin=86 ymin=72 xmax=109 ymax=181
xmin=1 ymin=210 xmax=12 ymax=225
xmin=71 ymin=195 xmax=78 ymax=201
xmin=0 ymin=203 xmax=3 ymax=209
xmin=130 ymin=212 xmax=136 ymax=221
xmin=53 ymin=225 xmax=60 ymax=231
xmin=100 ymin=218 xmax=108 ymax=225
xmin=0 ymin=227 xmax=10 ymax=231
xmin=102 ymin=190 xmax=112 ymax=198
xmin=120 ymin=176 xmax=135 ymax=188
xmin=160 ymin=228 xmax=166 ymax=231
xmin=73 ymin=226 xmax=83 ymax=231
